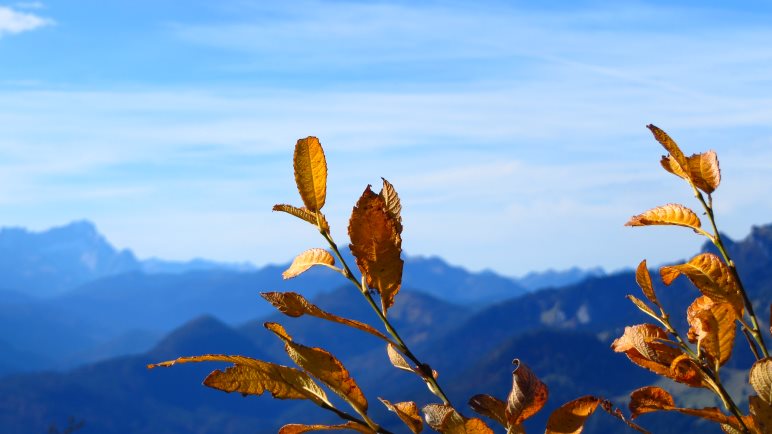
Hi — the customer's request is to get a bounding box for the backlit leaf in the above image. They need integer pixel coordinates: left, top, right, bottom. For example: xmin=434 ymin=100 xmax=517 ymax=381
xmin=750 ymin=395 xmax=772 ymax=433
xmin=266 ymin=322 xmax=369 ymax=415
xmin=273 ymin=204 xmax=330 ymax=232
xmin=635 ymin=260 xmax=660 ymax=307
xmin=279 ymin=422 xmax=375 ymax=434
xmin=686 ymin=296 xmax=737 ymax=367
xmin=379 ymin=399 xmax=423 ymax=433
xmin=422 ymin=404 xmax=493 ymax=434
xmin=629 ymin=386 xmax=675 ymax=418
xmin=625 ymin=204 xmax=702 ymax=232
xmin=648 ymin=125 xmax=690 ymax=180
xmin=147 ymin=354 xmax=330 ymax=406
xmin=380 ymin=178 xmax=402 ymax=233
xmin=750 ymin=358 xmax=772 ymax=404
xmin=544 ymin=396 xmax=601 ymax=434
xmin=261 ymin=292 xmax=392 ymax=343
xmin=387 ymin=343 xmax=414 ymax=373
xmin=469 ymin=394 xmax=507 ymax=428
xmin=687 ymin=151 xmax=721 ymax=194
xmin=506 ymin=359 xmax=548 ymax=425
xmin=282 ymin=248 xmax=337 ymax=279
xmin=348 ymin=185 xmax=403 ymax=313
xmin=660 ymin=253 xmax=743 ymax=316
xmin=660 ymin=155 xmax=690 ymax=181
xmin=293 ymin=137 xmax=327 ymax=212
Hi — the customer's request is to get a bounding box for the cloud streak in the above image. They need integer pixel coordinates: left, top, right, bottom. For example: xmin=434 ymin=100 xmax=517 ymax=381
xmin=0 ymin=5 xmax=51 ymax=36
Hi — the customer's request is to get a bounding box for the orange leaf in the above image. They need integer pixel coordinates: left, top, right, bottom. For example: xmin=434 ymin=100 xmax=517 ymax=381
xmin=625 ymin=203 xmax=702 ymax=232
xmin=379 ymin=399 xmax=423 ymax=433
xmin=273 ymin=204 xmax=330 ymax=232
xmin=422 ymin=404 xmax=493 ymax=434
xmin=279 ymin=422 xmax=375 ymax=434
xmin=545 ymin=396 xmax=601 ymax=434
xmin=282 ymin=248 xmax=337 ymax=279
xmin=686 ymin=151 xmax=721 ymax=194
xmin=265 ymin=322 xmax=369 ymax=415
xmin=469 ymin=394 xmax=507 ymax=428
xmin=660 ymin=253 xmax=743 ymax=316
xmin=629 ymin=386 xmax=674 ymax=418
xmin=648 ymin=125 xmax=690 ymax=180
xmin=293 ymin=137 xmax=327 ymax=212
xmin=635 ymin=260 xmax=660 ymax=307
xmin=750 ymin=358 xmax=772 ymax=404
xmin=380 ymin=178 xmax=403 ymax=234
xmin=686 ymin=296 xmax=737 ymax=367
xmin=386 ymin=343 xmax=414 ymax=373
xmin=505 ymin=359 xmax=548 ymax=426
xmin=348 ymin=185 xmax=403 ymax=313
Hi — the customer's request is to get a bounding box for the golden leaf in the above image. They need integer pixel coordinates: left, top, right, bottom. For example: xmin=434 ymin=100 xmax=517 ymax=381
xmin=261 ymin=292 xmax=392 ymax=343
xmin=387 ymin=343 xmax=414 ymax=373
xmin=686 ymin=296 xmax=737 ymax=367
xmin=348 ymin=185 xmax=403 ymax=313
xmin=505 ymin=359 xmax=548 ymax=426
xmin=282 ymin=248 xmax=337 ymax=279
xmin=687 ymin=151 xmax=721 ymax=194
xmin=635 ymin=260 xmax=660 ymax=307
xmin=272 ymin=204 xmax=330 ymax=232
xmin=379 ymin=399 xmax=423 ymax=433
xmin=544 ymin=396 xmax=601 ymax=434
xmin=628 ymin=386 xmax=675 ymax=418
xmin=279 ymin=422 xmax=375 ymax=434
xmin=469 ymin=394 xmax=507 ymax=428
xmin=147 ymin=354 xmax=330 ymax=406
xmin=625 ymin=203 xmax=702 ymax=232
xmin=750 ymin=358 xmax=772 ymax=404
xmin=293 ymin=136 xmax=327 ymax=212
xmin=749 ymin=395 xmax=772 ymax=433
xmin=660 ymin=253 xmax=743 ymax=316
xmin=265 ymin=322 xmax=369 ymax=415
xmin=422 ymin=404 xmax=493 ymax=434
xmin=648 ymin=125 xmax=690 ymax=180
xmin=380 ymin=178 xmax=402 ymax=233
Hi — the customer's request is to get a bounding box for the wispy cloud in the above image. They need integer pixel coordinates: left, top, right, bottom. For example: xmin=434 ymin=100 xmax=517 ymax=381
xmin=0 ymin=5 xmax=51 ymax=37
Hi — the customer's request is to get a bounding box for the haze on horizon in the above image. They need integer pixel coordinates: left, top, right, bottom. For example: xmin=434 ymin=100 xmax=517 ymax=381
xmin=1 ymin=0 xmax=771 ymax=276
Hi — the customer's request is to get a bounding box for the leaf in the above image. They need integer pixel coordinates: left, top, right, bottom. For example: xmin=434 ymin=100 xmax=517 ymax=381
xmin=750 ymin=358 xmax=772 ymax=404
xmin=687 ymin=151 xmax=721 ymax=194
xmin=635 ymin=260 xmax=660 ymax=307
xmin=648 ymin=125 xmax=690 ymax=180
xmin=628 ymin=386 xmax=675 ymax=418
xmin=627 ymin=295 xmax=659 ymax=320
xmin=469 ymin=394 xmax=507 ymax=428
xmin=147 ymin=354 xmax=330 ymax=406
xmin=265 ymin=322 xmax=369 ymax=415
xmin=544 ymin=396 xmax=601 ymax=434
xmin=348 ymin=185 xmax=404 ymax=313
xmin=379 ymin=399 xmax=423 ymax=433
xmin=273 ymin=204 xmax=330 ymax=232
xmin=279 ymin=422 xmax=375 ymax=434
xmin=422 ymin=404 xmax=493 ymax=434
xmin=282 ymin=248 xmax=337 ymax=279
xmin=506 ymin=359 xmax=548 ymax=426
xmin=660 ymin=253 xmax=744 ymax=316
xmin=293 ymin=136 xmax=327 ymax=212
xmin=625 ymin=204 xmax=702 ymax=232
xmin=387 ymin=343 xmax=414 ymax=373
xmin=686 ymin=296 xmax=737 ymax=367
xmin=380 ymin=178 xmax=402 ymax=233
xmin=261 ymin=292 xmax=392 ymax=343
xmin=750 ymin=395 xmax=772 ymax=433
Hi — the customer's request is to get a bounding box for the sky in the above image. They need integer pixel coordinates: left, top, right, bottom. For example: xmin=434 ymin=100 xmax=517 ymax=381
xmin=1 ymin=0 xmax=772 ymax=277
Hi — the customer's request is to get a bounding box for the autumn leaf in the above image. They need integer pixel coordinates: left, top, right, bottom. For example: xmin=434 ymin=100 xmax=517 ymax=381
xmin=273 ymin=204 xmax=330 ymax=232
xmin=750 ymin=358 xmax=772 ymax=404
xmin=545 ymin=396 xmax=601 ymax=434
xmin=627 ymin=295 xmax=659 ymax=321
xmin=282 ymin=248 xmax=337 ymax=279
xmin=648 ymin=125 xmax=690 ymax=180
xmin=380 ymin=178 xmax=402 ymax=233
xmin=749 ymin=395 xmax=772 ymax=433
xmin=660 ymin=253 xmax=744 ymax=316
xmin=469 ymin=394 xmax=507 ymax=428
xmin=635 ymin=260 xmax=660 ymax=307
xmin=147 ymin=354 xmax=330 ymax=406
xmin=279 ymin=422 xmax=375 ymax=434
xmin=348 ymin=185 xmax=404 ymax=313
xmin=387 ymin=343 xmax=414 ymax=373
xmin=261 ymin=292 xmax=393 ymax=343
xmin=293 ymin=137 xmax=327 ymax=212
xmin=265 ymin=322 xmax=369 ymax=415
xmin=505 ymin=359 xmax=548 ymax=426
xmin=686 ymin=296 xmax=737 ymax=367
xmin=625 ymin=203 xmax=702 ymax=233
xmin=628 ymin=386 xmax=675 ymax=418
xmin=422 ymin=404 xmax=493 ymax=434
xmin=379 ymin=399 xmax=423 ymax=433
xmin=686 ymin=151 xmax=721 ymax=194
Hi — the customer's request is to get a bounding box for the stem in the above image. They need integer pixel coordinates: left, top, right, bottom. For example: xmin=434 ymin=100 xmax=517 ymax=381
xmin=693 ymin=188 xmax=769 ymax=358
xmin=320 ymin=402 xmax=394 ymax=434
xmin=321 ymin=229 xmax=454 ymax=407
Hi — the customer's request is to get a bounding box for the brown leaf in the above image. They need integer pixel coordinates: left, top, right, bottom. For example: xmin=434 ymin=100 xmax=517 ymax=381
xmin=379 ymin=399 xmax=423 ymax=433
xmin=348 ymin=185 xmax=403 ymax=312
xmin=505 ymin=359 xmax=548 ymax=426
xmin=380 ymin=178 xmax=402 ymax=234
xmin=261 ymin=292 xmax=392 ymax=343
xmin=686 ymin=151 xmax=721 ymax=194
xmin=422 ymin=404 xmax=493 ymax=434
xmin=750 ymin=395 xmax=772 ymax=433
xmin=282 ymin=248 xmax=337 ymax=279
xmin=147 ymin=354 xmax=330 ymax=406
xmin=660 ymin=253 xmax=744 ymax=316
xmin=686 ymin=296 xmax=737 ymax=367
xmin=293 ymin=137 xmax=327 ymax=212
xmin=273 ymin=204 xmax=330 ymax=232
xmin=265 ymin=322 xmax=369 ymax=415
xmin=387 ymin=343 xmax=414 ymax=373
xmin=279 ymin=422 xmax=375 ymax=434
xmin=545 ymin=396 xmax=601 ymax=434
xmin=629 ymin=386 xmax=675 ymax=418
xmin=750 ymin=358 xmax=772 ymax=404
xmin=469 ymin=394 xmax=507 ymax=428
xmin=625 ymin=204 xmax=702 ymax=232
xmin=635 ymin=260 xmax=660 ymax=307
xmin=648 ymin=125 xmax=690 ymax=179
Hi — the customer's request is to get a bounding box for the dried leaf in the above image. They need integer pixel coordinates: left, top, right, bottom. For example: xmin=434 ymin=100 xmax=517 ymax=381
xmin=686 ymin=296 xmax=737 ymax=367
xmin=348 ymin=185 xmax=403 ymax=312
xmin=282 ymin=248 xmax=336 ymax=279
xmin=273 ymin=204 xmax=330 ymax=232
xmin=293 ymin=136 xmax=327 ymax=212
xmin=660 ymin=155 xmax=690 ymax=181
xmin=625 ymin=203 xmax=702 ymax=232
xmin=635 ymin=260 xmax=660 ymax=307
xmin=750 ymin=358 xmax=772 ymax=404
xmin=687 ymin=151 xmax=721 ymax=194
xmin=648 ymin=125 xmax=690 ymax=178
xmin=629 ymin=386 xmax=675 ymax=418
xmin=261 ymin=292 xmax=392 ymax=343
xmin=469 ymin=394 xmax=507 ymax=428
xmin=380 ymin=178 xmax=402 ymax=233
xmin=379 ymin=399 xmax=423 ymax=433
xmin=506 ymin=359 xmax=548 ymax=426
xmin=279 ymin=422 xmax=375 ymax=434
xmin=750 ymin=395 xmax=772 ymax=433
xmin=265 ymin=322 xmax=369 ymax=415
xmin=387 ymin=343 xmax=414 ymax=373
xmin=422 ymin=404 xmax=493 ymax=434
xmin=660 ymin=253 xmax=743 ymax=316
xmin=544 ymin=396 xmax=601 ymax=434
xmin=147 ymin=354 xmax=330 ymax=406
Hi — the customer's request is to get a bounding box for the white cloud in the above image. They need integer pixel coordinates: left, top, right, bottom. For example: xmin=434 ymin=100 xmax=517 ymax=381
xmin=0 ymin=5 xmax=51 ymax=36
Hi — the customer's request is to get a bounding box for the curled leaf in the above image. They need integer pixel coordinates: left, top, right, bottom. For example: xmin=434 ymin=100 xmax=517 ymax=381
xmin=273 ymin=204 xmax=330 ymax=233
xmin=293 ymin=136 xmax=327 ymax=212
xmin=545 ymin=396 xmax=601 ymax=434
xmin=750 ymin=358 xmax=772 ymax=404
xmin=379 ymin=399 xmax=423 ymax=433
xmin=505 ymin=359 xmax=548 ymax=426
xmin=629 ymin=386 xmax=675 ymax=418
xmin=660 ymin=253 xmax=743 ymax=316
xmin=625 ymin=204 xmax=702 ymax=233
xmin=282 ymin=248 xmax=337 ymax=279
xmin=469 ymin=394 xmax=507 ymax=428
xmin=279 ymin=422 xmax=375 ymax=434
xmin=687 ymin=151 xmax=721 ymax=194
xmin=686 ymin=296 xmax=737 ymax=367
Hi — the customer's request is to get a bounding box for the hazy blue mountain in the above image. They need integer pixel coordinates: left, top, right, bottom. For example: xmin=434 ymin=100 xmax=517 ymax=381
xmin=514 ymin=266 xmax=606 ymax=291
xmin=140 ymin=257 xmax=257 ymax=274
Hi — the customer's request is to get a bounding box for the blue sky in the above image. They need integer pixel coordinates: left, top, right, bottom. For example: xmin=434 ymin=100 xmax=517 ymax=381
xmin=1 ymin=1 xmax=772 ymax=276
